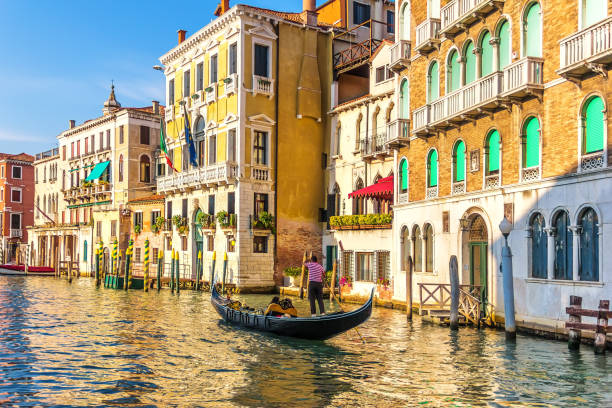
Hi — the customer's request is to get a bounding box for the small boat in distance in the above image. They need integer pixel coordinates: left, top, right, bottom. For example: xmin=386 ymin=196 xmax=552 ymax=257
xmin=0 ymin=264 xmax=55 ymax=276
xmin=211 ymin=285 xmax=373 ymax=340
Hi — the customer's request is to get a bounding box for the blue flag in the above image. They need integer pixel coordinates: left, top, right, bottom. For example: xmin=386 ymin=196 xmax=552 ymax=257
xmin=183 ymin=107 xmax=199 ymax=168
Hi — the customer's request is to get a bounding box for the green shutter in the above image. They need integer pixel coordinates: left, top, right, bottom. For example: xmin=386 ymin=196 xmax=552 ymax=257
xmin=428 ymin=62 xmax=439 ymax=102
xmin=583 ymin=0 xmax=606 ymax=28
xmin=401 ymin=159 xmax=408 ymax=191
xmin=465 ymin=42 xmax=476 ymax=84
xmin=585 ymin=97 xmax=605 ymax=153
xmin=487 ymin=130 xmax=500 ymax=172
xmin=499 ymin=21 xmax=510 ymax=69
xmin=449 ymin=50 xmax=461 ymax=92
xmin=401 ymin=79 xmax=410 ymax=118
xmin=481 ymin=32 xmax=493 ymax=76
xmin=525 ymin=3 xmax=542 ymax=57
xmin=455 ymin=141 xmax=466 ymax=182
xmin=429 ymin=150 xmax=438 ymax=187
xmin=524 ymin=117 xmax=540 ymax=168
xmin=83 ymin=240 xmax=88 ymax=262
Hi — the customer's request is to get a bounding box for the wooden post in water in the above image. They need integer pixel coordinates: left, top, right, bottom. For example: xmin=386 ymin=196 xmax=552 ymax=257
xmin=123 ymin=247 xmax=130 ymax=291
xmin=406 ymin=256 xmax=413 ymax=321
xmin=222 ymin=252 xmax=228 ymax=293
xmin=175 ymin=251 xmax=180 ymax=294
xmin=449 ymin=255 xmax=460 ymax=331
xmin=94 ymin=248 xmax=100 ymax=286
xmin=67 ymin=249 xmax=73 ymax=283
xmin=143 ymin=239 xmax=150 ymax=292
xmin=99 ymin=241 xmax=104 ymax=286
xmin=594 ymin=300 xmax=609 ymax=354
xmin=306 ymin=251 xmax=312 ymax=295
xmin=169 ymin=249 xmax=175 ymax=292
xmin=195 ymin=250 xmax=202 ymax=291
xmin=211 ymin=251 xmax=217 ymax=286
xmin=568 ymin=296 xmax=582 ymax=350
xmin=157 ymin=249 xmax=163 ymax=291
xmin=299 ymin=251 xmax=307 ymax=299
xmin=330 ymin=260 xmax=337 ymax=304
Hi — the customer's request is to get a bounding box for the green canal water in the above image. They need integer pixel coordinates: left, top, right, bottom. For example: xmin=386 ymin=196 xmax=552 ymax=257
xmin=0 ymin=277 xmax=610 ymax=407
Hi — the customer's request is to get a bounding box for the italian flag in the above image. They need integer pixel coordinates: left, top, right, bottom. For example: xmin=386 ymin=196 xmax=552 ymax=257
xmin=160 ymin=117 xmax=177 ymax=172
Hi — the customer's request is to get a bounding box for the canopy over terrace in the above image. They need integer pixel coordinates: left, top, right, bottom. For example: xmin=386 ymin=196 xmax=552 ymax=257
xmin=349 ymin=175 xmax=393 ymax=214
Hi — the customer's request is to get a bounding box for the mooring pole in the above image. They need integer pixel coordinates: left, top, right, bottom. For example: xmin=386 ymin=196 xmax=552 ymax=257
xmin=499 ymin=218 xmax=516 ymax=339
xmin=211 ymin=251 xmax=217 ymax=286
xmin=98 ymin=241 xmax=104 ymax=286
xmin=222 ymin=252 xmax=228 ymax=293
xmin=406 ymin=256 xmax=413 ymax=321
xmin=449 ymin=255 xmax=460 ymax=331
xmin=175 ymin=251 xmax=180 ymax=294
xmin=157 ymin=249 xmax=163 ymax=291
xmin=170 ymin=249 xmax=175 ymax=292
xmin=299 ymin=251 xmax=307 ymax=299
xmin=144 ymin=239 xmax=150 ymax=292
xmin=195 ymin=250 xmax=202 ymax=291
xmin=594 ymin=300 xmax=609 ymax=354
xmin=94 ymin=247 xmax=100 ymax=286
xmin=330 ymin=260 xmax=337 ymax=304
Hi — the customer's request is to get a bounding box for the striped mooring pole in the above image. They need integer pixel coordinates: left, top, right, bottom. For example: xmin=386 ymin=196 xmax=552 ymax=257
xmin=157 ymin=249 xmax=163 ymax=291
xmin=211 ymin=251 xmax=217 ymax=287
xmin=127 ymin=239 xmax=134 ymax=290
xmin=143 ymin=240 xmax=150 ymax=292
xmin=94 ymin=247 xmax=100 ymax=286
xmin=98 ymin=240 xmax=104 ymax=286
xmin=195 ymin=250 xmax=202 ymax=291
xmin=110 ymin=239 xmax=118 ymax=288
xmin=170 ymin=249 xmax=175 ymax=292
xmin=175 ymin=251 xmax=180 ymax=294
xmin=222 ymin=252 xmax=228 ymax=293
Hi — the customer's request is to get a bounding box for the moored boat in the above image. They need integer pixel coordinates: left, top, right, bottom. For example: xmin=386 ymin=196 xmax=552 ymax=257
xmin=0 ymin=265 xmax=55 ymax=276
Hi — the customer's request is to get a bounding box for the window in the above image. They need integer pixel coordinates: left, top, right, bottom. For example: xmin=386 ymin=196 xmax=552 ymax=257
xmin=182 ymin=236 xmax=188 ymax=251
xmin=228 ymin=129 xmax=236 ymax=162
xmin=11 ymin=188 xmax=21 ymax=203
xmin=498 ymin=20 xmax=511 ymax=69
xmin=228 ymin=192 xmax=235 ymax=215
xmin=196 ymin=62 xmax=204 ymax=92
xmin=582 ymin=96 xmax=605 ymax=154
xmin=168 ymin=78 xmax=175 ymax=104
xmin=447 ymin=50 xmax=461 ymax=92
xmin=355 ymin=114 xmax=363 ymax=150
xmin=485 ymin=130 xmax=500 ymax=174
xmin=11 ymin=165 xmax=21 ymax=180
xmin=71 ymin=142 xmax=75 ymax=158
xmin=480 ymin=31 xmax=493 ymax=77
xmin=208 ymin=135 xmax=217 ymax=165
xmin=157 ymin=156 xmax=166 ymax=177
xmin=182 ymin=147 xmax=189 ymax=171
xmin=579 ymin=208 xmax=599 ymax=282
xmin=166 ymin=236 xmax=172 ymax=251
xmin=183 ymin=69 xmax=190 ymax=97
xmin=400 ymin=79 xmax=410 ymax=117
xmin=522 ymin=117 xmax=540 ymax=168
xmin=353 ymin=2 xmax=371 ymax=26
xmin=10 ymin=213 xmax=21 ymax=230
xmin=227 ymin=236 xmax=236 ymax=252
xmin=335 ymin=124 xmax=341 ymax=155
xmin=229 ymin=43 xmax=238 ymax=75
xmin=207 ymin=235 xmax=215 ymax=252
xmin=401 ymin=3 xmax=410 ymax=40
xmin=424 ymin=224 xmax=434 ymax=272
xmin=413 ymin=226 xmax=423 ymax=272
xmin=91 ymin=134 xmax=95 ymax=152
xmin=119 ymin=126 xmax=124 ymax=144
xmin=582 ymin=0 xmax=607 ymax=28
xmin=377 ymin=251 xmax=391 ymax=282
xmin=254 ymin=193 xmax=268 ymax=218
xmin=99 ymin=132 xmax=103 ymax=150
xmin=210 ymin=55 xmax=218 ymax=84
xmin=427 ymin=61 xmax=439 ymax=103
xmin=453 ymin=140 xmax=466 ymax=182
xmin=77 ymin=140 xmax=80 ymax=156
xmin=151 ymin=210 xmax=161 ymax=228
xmin=376 ymin=66 xmax=386 ymax=83
xmin=182 ymin=198 xmax=188 ymax=218
xmin=464 ymin=41 xmax=476 ymax=84
xmin=254 ymin=236 xmax=268 ymax=253
xmin=133 ymin=211 xmax=143 ymax=230
xmin=352 ymin=178 xmax=365 ymax=215
xmin=530 ymin=212 xmax=547 ymax=278
xmin=85 ymin=138 xmax=89 ymax=154
xmin=356 ymin=252 xmax=374 ymax=282
xmin=111 ymin=220 xmax=117 ymax=237
xmin=166 ymin=201 xmax=173 ymax=219
xmin=106 ymin=130 xmax=111 ymax=149
xmin=134 ymin=248 xmax=142 ymax=263
xmin=327 ymin=184 xmax=341 ymax=221
xmin=62 ymin=146 xmax=66 ymax=160
xmin=524 ymin=2 xmax=542 ymax=57
xmin=254 ymin=44 xmax=269 ymax=77
xmin=140 ymin=156 xmax=150 ymax=183
xmin=254 ymin=131 xmax=267 ymax=165
xmin=399 ymin=159 xmax=408 ymax=194
xmin=387 ymin=10 xmax=395 ymax=33
xmin=118 ymin=154 xmax=124 ymax=182
xmin=553 ymin=211 xmax=573 ymax=280
xmin=400 ymin=227 xmax=411 ymax=271
xmin=152 ymin=248 xmax=159 ymax=262
xmin=427 ymin=150 xmax=438 ymax=187
xmin=96 ymin=221 xmax=102 ymax=238
xmin=208 ymin=195 xmax=215 ymax=216
xmin=140 ymin=126 xmax=150 ymax=145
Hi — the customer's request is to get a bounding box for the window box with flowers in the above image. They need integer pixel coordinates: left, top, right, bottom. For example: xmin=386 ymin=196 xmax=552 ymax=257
xmin=216 ymin=211 xmax=237 ymax=231
xmin=196 ymin=212 xmax=216 ymax=231
xmin=151 ymin=216 xmax=165 ymax=234
xmin=172 ymin=215 xmax=190 ymax=235
xmin=329 ymin=214 xmax=393 ymax=231
xmin=252 ymin=211 xmax=275 ymax=233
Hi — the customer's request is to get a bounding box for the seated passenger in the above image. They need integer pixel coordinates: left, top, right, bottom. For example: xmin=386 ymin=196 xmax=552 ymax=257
xmin=264 ymin=297 xmax=298 ymax=317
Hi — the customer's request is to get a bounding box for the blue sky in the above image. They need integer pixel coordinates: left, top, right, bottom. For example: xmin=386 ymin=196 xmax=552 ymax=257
xmin=0 ymin=0 xmax=303 ymax=154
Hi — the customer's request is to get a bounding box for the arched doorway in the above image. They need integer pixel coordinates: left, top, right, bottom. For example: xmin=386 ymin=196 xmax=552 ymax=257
xmin=193 ymin=208 xmax=204 ymax=276
xmin=462 ymin=213 xmax=489 ymax=306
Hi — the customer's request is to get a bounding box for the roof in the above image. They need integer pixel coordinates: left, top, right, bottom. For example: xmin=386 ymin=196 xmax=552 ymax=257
xmin=0 ymin=153 xmax=34 ymax=163
xmin=127 ymin=194 xmax=165 ymax=205
xmin=369 ymin=39 xmax=394 ymax=62
xmin=240 ymin=4 xmax=333 ymax=27
xmin=335 ymin=94 xmax=370 ymax=109
xmin=125 ymin=105 xmax=166 ymax=116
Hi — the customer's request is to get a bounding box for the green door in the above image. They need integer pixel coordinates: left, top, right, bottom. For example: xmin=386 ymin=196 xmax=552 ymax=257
xmin=469 ymin=242 xmax=488 ymax=305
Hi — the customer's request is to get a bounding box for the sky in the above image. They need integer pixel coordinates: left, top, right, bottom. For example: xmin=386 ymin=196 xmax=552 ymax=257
xmin=0 ymin=0 xmax=304 ymax=155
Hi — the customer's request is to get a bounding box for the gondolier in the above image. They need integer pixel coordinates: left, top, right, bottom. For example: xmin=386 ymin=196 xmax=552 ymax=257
xmin=304 ymin=256 xmax=325 ymax=317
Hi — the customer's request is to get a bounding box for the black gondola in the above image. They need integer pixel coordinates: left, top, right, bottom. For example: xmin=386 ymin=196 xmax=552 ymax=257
xmin=211 ymin=285 xmax=374 ymax=340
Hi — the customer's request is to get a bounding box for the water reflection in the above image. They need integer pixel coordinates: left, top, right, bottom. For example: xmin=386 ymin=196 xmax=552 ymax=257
xmin=0 ymin=276 xmax=610 ymax=407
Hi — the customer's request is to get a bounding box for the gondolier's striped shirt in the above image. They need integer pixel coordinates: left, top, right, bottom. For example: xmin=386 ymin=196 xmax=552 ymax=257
xmin=305 ymin=262 xmax=324 ymax=283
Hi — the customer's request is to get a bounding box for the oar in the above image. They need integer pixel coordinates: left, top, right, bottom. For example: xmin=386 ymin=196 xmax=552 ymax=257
xmin=322 ymin=269 xmax=366 ymax=344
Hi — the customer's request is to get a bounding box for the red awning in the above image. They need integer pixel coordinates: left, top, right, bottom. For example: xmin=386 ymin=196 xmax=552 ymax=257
xmin=348 ymin=175 xmax=393 ymax=199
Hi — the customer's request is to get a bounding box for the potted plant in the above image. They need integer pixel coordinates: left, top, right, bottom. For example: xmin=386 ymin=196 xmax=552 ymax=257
xmin=376 ymin=278 xmax=392 ymax=300
xmin=339 ymin=275 xmax=353 ymax=296
xmin=134 ymin=224 xmax=141 ymax=235
xmin=253 ymin=211 xmax=275 ymax=232
xmin=283 ymin=266 xmax=302 ymax=287
xmin=178 ymin=224 xmax=189 ymax=235
xmin=197 ymin=212 xmax=215 ymax=229
xmin=191 ymin=93 xmax=200 ymax=100
xmin=172 ymin=215 xmax=183 ymax=229
xmin=154 ymin=216 xmax=165 ymax=233
xmin=205 ymin=86 xmax=214 ymax=93
xmin=223 ymin=77 xmax=233 ymax=84
xmin=216 ymin=210 xmax=229 ymax=227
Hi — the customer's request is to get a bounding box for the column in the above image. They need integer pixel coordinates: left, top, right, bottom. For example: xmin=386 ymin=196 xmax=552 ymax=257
xmin=569 ymin=226 xmax=581 ymax=281
xmin=474 ymin=47 xmax=482 ymax=79
xmin=458 ymin=56 xmax=466 ymax=88
xmin=490 ymin=37 xmax=500 ymax=72
xmin=545 ymin=227 xmax=556 ymax=280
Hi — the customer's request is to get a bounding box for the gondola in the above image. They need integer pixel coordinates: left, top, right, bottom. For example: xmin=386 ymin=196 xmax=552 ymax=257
xmin=211 ymin=285 xmax=374 ymax=340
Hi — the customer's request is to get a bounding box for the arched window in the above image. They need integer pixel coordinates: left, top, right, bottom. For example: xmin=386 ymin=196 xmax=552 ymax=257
xmin=353 ymin=178 xmax=365 ymax=215
xmin=424 ymin=224 xmax=434 ymax=272
xmin=335 ymin=122 xmax=342 ymax=155
xmin=485 ymin=130 xmax=500 ymax=174
xmin=453 ymin=140 xmax=466 ymax=182
xmin=401 ymin=3 xmax=410 ymax=40
xmin=427 ymin=0 xmax=440 ymax=18
xmin=553 ymin=211 xmax=573 ymax=280
xmin=582 ymin=0 xmax=607 ymax=29
xmin=530 ymin=212 xmax=547 ymax=278
xmin=427 ymin=62 xmax=439 ymax=102
xmin=579 ymin=208 xmax=599 ymax=282
xmin=464 ymin=40 xmax=476 ymax=84
xmin=140 ymin=155 xmax=151 ymax=183
xmin=498 ymin=20 xmax=511 ymax=69
xmin=118 ymin=155 xmax=124 ymax=182
xmin=333 ymin=184 xmax=341 ymax=217
xmin=447 ymin=50 xmax=461 ymax=92
xmin=195 ymin=117 xmax=206 ymax=167
xmin=524 ymin=2 xmax=542 ymax=57
xmin=480 ymin=31 xmax=493 ymax=77
xmin=582 ymin=96 xmax=605 ymax=155
xmin=399 ymin=158 xmax=409 ymax=194
xmin=401 ymin=79 xmax=410 ymax=117
xmin=413 ymin=225 xmax=422 ymax=272
xmin=522 ymin=117 xmax=540 ymax=169
xmin=427 ymin=149 xmax=438 ymax=187
xmin=401 ymin=226 xmax=411 ymax=271
xmin=355 ymin=113 xmax=363 ymax=151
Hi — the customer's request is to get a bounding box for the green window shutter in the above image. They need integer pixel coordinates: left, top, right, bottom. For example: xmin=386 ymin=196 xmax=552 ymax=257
xmin=449 ymin=51 xmax=461 ymax=91
xmin=498 ymin=21 xmax=510 ymax=69
xmin=524 ymin=117 xmax=540 ymax=168
xmin=428 ymin=150 xmax=438 ymax=187
xmin=525 ymin=3 xmax=542 ymax=58
xmin=583 ymin=0 xmax=606 ymax=28
xmin=465 ymin=42 xmax=476 ymax=84
xmin=455 ymin=141 xmax=466 ymax=182
xmin=480 ymin=32 xmax=493 ymax=76
xmin=428 ymin=62 xmax=439 ymax=102
xmin=487 ymin=130 xmax=500 ymax=172
xmin=401 ymin=79 xmax=410 ymax=118
xmin=401 ymin=159 xmax=408 ymax=191
xmin=585 ymin=96 xmax=605 ymax=153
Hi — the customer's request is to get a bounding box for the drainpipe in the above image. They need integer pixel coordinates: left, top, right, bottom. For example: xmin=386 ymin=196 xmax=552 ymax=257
xmin=273 ymin=22 xmax=280 ymax=283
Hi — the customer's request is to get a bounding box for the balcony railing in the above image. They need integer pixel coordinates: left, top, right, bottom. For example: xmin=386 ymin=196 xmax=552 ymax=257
xmin=452 ymin=181 xmax=466 ymax=195
xmin=441 ymin=0 xmax=504 ymax=37
xmin=389 ymin=40 xmax=412 ymax=71
xmin=415 ymin=18 xmax=441 ymax=53
xmin=253 ymin=75 xmax=274 ymax=97
xmin=251 ymin=166 xmax=270 ymax=181
xmin=224 ymin=74 xmax=237 ymax=95
xmin=581 ymin=151 xmax=605 ymax=172
xmin=426 ymin=186 xmax=438 ymax=199
xmin=63 ymin=183 xmax=112 ymax=202
xmin=521 ymin=166 xmax=540 ymax=182
xmin=35 ymin=148 xmax=59 ymax=161
xmin=559 ymin=16 xmax=612 ymax=78
xmin=10 ymin=229 xmax=22 ymax=238
xmin=157 ymin=161 xmax=239 ymax=193
xmin=386 ymin=118 xmax=410 ymax=148
xmin=361 ymin=134 xmax=390 ymax=159
xmin=501 ymin=57 xmax=544 ymax=99
xmin=484 ymin=174 xmax=500 ymax=189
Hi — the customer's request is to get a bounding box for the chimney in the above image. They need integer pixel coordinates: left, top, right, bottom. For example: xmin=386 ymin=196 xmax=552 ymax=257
xmin=152 ymin=101 xmax=160 ymax=115
xmin=177 ymin=29 xmax=187 ymax=44
xmin=214 ymin=0 xmax=230 ymax=17
xmin=69 ymin=120 xmax=75 ymax=129
xmin=302 ymin=0 xmax=318 ymax=26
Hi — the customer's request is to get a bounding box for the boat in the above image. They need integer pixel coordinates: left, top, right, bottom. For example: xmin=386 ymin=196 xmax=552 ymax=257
xmin=0 ymin=265 xmax=55 ymax=276
xmin=211 ymin=285 xmax=374 ymax=340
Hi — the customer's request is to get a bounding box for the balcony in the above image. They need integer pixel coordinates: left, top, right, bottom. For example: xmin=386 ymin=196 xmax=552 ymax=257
xmin=484 ymin=173 xmax=500 ymax=189
xmin=521 ymin=166 xmax=540 ymax=183
xmin=389 ymin=40 xmax=412 ymax=72
xmin=501 ymin=57 xmax=544 ymax=101
xmin=63 ymin=183 xmax=112 ymax=203
xmin=35 ymin=148 xmax=59 ymax=161
xmin=581 ymin=151 xmax=605 ymax=172
xmin=361 ymin=134 xmax=390 ymax=161
xmin=157 ymin=161 xmax=239 ymax=193
xmin=441 ymin=0 xmax=504 ymax=38
xmin=253 ymin=75 xmax=274 ymax=97
xmin=386 ymin=118 xmax=410 ymax=148
xmin=10 ymin=229 xmax=22 ymax=238
xmin=426 ymin=186 xmax=438 ymax=199
xmin=415 ymin=18 xmax=441 ymax=54
xmin=205 ymin=85 xmax=217 ymax=104
xmin=558 ymin=16 xmax=612 ymax=80
xmin=224 ymin=74 xmax=237 ymax=95
xmin=251 ymin=166 xmax=270 ymax=182
xmin=452 ymin=181 xmax=466 ymax=195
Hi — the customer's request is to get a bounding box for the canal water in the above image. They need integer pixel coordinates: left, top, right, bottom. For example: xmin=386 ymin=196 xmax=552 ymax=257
xmin=0 ymin=277 xmax=610 ymax=407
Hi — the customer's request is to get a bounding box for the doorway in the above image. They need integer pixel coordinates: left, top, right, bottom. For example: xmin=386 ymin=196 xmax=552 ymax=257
xmin=467 ymin=215 xmax=488 ymax=306
xmin=193 ymin=209 xmax=204 ymax=278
